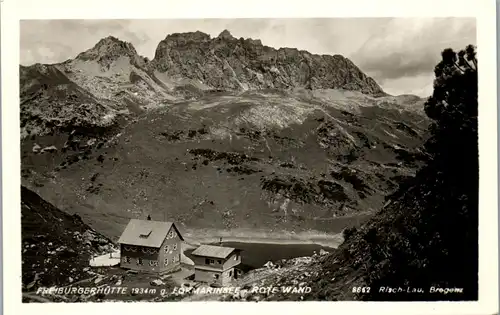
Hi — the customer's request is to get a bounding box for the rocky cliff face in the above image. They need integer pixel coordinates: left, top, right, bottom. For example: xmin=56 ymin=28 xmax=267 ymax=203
xmin=150 ymin=30 xmax=386 ymax=96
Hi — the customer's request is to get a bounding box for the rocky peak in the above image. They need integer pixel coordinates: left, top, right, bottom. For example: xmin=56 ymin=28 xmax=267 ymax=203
xmin=76 ymin=36 xmax=140 ymax=64
xmin=96 ymin=35 xmax=123 ymax=46
xmin=163 ymin=31 xmax=211 ymax=44
xmin=217 ymin=29 xmax=235 ymax=40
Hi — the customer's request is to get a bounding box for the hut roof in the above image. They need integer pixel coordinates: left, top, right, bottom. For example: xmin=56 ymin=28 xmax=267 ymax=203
xmin=118 ymin=219 xmax=184 ymax=248
xmin=191 ymin=244 xmax=239 ymax=259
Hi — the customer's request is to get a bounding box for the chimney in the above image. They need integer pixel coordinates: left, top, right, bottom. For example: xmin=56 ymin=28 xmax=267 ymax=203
xmin=219 ymin=237 xmax=223 ymax=246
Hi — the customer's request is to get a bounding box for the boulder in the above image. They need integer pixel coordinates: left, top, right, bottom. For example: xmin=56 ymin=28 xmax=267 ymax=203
xmin=41 ymin=145 xmax=58 ymax=153
xmin=239 ymin=289 xmax=249 ymax=300
xmin=32 ymin=144 xmax=41 ymax=153
xmin=26 ymin=280 xmax=37 ymax=290
xmin=263 ymin=261 xmax=275 ymax=269
xmin=160 ymin=274 xmax=172 ymax=280
xmin=83 ymin=230 xmax=97 ymax=242
xmin=94 ymin=276 xmax=104 ymax=284
xmin=150 ymin=279 xmax=165 ymax=286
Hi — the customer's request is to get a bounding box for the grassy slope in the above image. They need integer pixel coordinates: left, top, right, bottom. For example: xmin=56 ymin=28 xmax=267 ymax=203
xmin=21 ymin=186 xmax=116 ymax=289
xmin=21 ymin=89 xmax=429 ymax=240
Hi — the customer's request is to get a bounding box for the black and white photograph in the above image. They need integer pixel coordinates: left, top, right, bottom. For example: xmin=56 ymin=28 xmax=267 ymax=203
xmin=2 ymin=0 xmax=498 ymax=314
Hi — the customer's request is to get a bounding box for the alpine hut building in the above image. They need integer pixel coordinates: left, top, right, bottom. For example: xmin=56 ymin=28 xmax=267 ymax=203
xmin=191 ymin=244 xmax=242 ymax=286
xmin=118 ymin=218 xmax=184 ymax=273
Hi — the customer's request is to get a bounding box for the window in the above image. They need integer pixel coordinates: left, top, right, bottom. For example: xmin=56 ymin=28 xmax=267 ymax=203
xmin=137 ymin=257 xmax=143 ymax=265
xmin=165 ymin=245 xmax=170 ymax=253
xmin=229 ymin=270 xmax=232 ymax=277
xmin=139 ymin=229 xmax=152 ymax=239
xmin=168 ymin=231 xmax=174 ymax=239
xmin=173 ymin=243 xmax=177 ymax=251
xmin=213 ymin=274 xmax=219 ymax=280
xmin=217 ymin=260 xmax=222 ymax=264
xmin=164 ymin=258 xmax=169 ymax=266
xmin=149 ymin=260 xmax=158 ymax=267
xmin=126 ymin=257 xmax=131 ymax=263
xmin=234 ymin=254 xmax=238 ymax=260
xmin=205 ymin=259 xmax=216 ymax=265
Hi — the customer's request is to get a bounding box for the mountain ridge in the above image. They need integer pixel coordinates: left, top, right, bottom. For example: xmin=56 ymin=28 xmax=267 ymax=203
xmin=21 ymin=30 xmax=388 ymax=99
xmin=22 ymin=30 xmax=391 ymax=95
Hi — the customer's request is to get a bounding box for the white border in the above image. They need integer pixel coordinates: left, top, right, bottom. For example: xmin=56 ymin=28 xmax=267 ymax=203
xmin=2 ymin=0 xmax=498 ymax=314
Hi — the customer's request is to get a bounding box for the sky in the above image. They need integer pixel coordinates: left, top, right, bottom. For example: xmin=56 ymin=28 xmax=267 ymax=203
xmin=20 ymin=18 xmax=476 ymax=97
